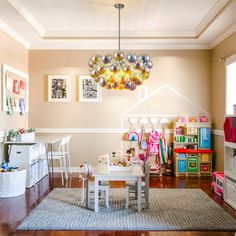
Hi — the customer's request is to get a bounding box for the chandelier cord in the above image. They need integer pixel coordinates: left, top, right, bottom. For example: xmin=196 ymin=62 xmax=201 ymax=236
xmin=88 ymin=3 xmax=152 ymax=91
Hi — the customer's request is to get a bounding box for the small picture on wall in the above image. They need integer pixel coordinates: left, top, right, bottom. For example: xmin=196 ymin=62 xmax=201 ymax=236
xmin=48 ymin=75 xmax=70 ymax=102
xmin=79 ymin=76 xmax=101 ymax=102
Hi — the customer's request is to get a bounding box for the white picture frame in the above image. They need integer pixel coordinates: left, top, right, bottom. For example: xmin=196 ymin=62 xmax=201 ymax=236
xmin=48 ymin=75 xmax=70 ymax=102
xmin=79 ymin=76 xmax=101 ymax=102
xmin=2 ymin=63 xmax=29 ymax=113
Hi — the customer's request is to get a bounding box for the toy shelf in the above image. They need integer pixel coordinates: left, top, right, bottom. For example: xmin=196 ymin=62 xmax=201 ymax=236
xmin=174 ymin=142 xmax=198 ymax=145
xmin=173 ymin=122 xmax=212 ymax=177
xmin=175 ymin=122 xmax=211 ymax=128
xmin=174 ymin=149 xmax=214 ymax=154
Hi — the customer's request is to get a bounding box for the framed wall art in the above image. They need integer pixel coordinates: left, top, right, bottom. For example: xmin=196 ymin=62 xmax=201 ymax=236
xmin=79 ymin=76 xmax=101 ymax=102
xmin=2 ymin=63 xmax=29 ymax=115
xmin=48 ymin=75 xmax=70 ymax=102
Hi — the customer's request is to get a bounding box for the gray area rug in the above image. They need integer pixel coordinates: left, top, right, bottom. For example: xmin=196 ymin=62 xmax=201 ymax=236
xmin=18 ymin=188 xmax=236 ymax=231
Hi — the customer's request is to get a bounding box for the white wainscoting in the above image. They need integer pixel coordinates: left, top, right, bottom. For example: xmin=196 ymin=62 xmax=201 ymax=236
xmin=0 ymin=128 xmax=224 ymax=172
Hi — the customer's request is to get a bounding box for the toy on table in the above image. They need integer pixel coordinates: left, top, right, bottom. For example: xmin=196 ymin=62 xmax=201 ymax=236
xmin=211 ymin=172 xmax=224 ymax=198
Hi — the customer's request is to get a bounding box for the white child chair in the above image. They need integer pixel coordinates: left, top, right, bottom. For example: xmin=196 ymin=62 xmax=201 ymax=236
xmin=79 ymin=162 xmax=109 ymax=208
xmin=49 ymin=135 xmax=72 ymax=186
xmin=125 ymin=162 xmax=150 ymax=209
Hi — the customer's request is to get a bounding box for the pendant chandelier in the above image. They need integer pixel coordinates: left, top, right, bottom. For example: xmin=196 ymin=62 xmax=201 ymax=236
xmin=88 ymin=3 xmax=153 ymax=91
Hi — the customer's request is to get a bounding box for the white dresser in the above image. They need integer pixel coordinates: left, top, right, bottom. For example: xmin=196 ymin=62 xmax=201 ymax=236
xmin=224 ymin=141 xmax=236 ymax=210
xmin=9 ymin=143 xmax=48 ymax=188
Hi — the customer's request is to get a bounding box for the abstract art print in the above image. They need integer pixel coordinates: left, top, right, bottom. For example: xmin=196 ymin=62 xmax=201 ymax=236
xmin=48 ymin=75 xmax=70 ymax=102
xmin=79 ymin=76 xmax=101 ymax=102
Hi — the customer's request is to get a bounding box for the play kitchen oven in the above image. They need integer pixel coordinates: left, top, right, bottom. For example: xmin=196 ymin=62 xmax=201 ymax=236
xmin=187 ymin=154 xmax=199 ymax=173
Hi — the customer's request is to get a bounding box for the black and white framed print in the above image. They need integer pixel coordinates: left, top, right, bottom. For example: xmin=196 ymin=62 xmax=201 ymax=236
xmin=79 ymin=76 xmax=101 ymax=102
xmin=48 ymin=75 xmax=70 ymax=102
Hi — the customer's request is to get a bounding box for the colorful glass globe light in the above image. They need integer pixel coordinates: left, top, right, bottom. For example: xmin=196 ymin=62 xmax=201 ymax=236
xmin=88 ymin=53 xmax=153 ymax=91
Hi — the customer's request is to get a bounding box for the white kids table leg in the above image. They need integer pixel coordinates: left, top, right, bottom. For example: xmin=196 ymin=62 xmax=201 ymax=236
xmin=137 ymin=176 xmax=142 ymax=212
xmin=94 ymin=177 xmax=99 ymax=212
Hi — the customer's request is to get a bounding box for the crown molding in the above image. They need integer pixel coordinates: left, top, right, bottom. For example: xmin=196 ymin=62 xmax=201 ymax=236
xmin=195 ymin=0 xmax=231 ymax=37
xmin=1 ymin=0 xmax=234 ymax=50
xmin=29 ymin=40 xmax=210 ymax=50
xmin=209 ymin=21 xmax=236 ymax=49
xmin=8 ymin=0 xmax=45 ymax=36
xmin=0 ymin=18 xmax=30 ymax=48
xmin=43 ymin=30 xmax=197 ymax=40
xmin=7 ymin=0 xmax=232 ymax=43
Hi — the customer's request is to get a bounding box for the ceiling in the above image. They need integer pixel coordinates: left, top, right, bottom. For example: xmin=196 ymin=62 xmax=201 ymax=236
xmin=0 ymin=0 xmax=236 ymax=49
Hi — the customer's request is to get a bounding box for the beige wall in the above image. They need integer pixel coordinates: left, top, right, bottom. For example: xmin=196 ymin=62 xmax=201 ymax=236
xmin=0 ymin=30 xmax=28 ymax=130
xmin=0 ymin=30 xmax=28 ymax=162
xmin=211 ymin=32 xmax=236 ymax=171
xmin=29 ymin=50 xmax=211 ymax=166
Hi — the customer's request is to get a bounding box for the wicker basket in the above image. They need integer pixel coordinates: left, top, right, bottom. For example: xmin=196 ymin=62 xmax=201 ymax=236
xmin=0 ymin=168 xmax=26 ymax=198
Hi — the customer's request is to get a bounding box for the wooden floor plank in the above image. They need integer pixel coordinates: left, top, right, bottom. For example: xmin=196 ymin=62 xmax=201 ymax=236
xmin=1 ymin=174 xmax=236 ymax=236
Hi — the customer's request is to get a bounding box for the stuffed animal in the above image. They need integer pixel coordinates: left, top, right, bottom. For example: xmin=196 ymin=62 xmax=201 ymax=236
xmin=147 ymin=130 xmax=159 ymax=154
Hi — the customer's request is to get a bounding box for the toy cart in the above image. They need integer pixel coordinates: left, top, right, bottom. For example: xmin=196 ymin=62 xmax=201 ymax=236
xmin=211 ymin=172 xmax=224 ymax=198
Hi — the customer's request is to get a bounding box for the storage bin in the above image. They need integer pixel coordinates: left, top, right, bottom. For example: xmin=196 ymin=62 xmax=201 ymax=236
xmin=224 ymin=117 xmax=236 ymax=142
xmin=200 ymin=163 xmax=211 ymax=172
xmin=9 ymin=144 xmax=41 ymax=164
xmin=201 ymin=153 xmax=210 ymax=162
xmin=16 ymin=132 xmax=35 ymax=142
xmin=0 ymin=168 xmax=26 ymax=198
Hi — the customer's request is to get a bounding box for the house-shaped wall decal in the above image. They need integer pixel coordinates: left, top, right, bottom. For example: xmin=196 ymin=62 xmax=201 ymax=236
xmin=121 ymin=84 xmax=210 ymax=128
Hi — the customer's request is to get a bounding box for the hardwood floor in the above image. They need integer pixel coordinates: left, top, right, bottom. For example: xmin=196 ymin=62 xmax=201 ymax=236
xmin=0 ymin=174 xmax=235 ymax=236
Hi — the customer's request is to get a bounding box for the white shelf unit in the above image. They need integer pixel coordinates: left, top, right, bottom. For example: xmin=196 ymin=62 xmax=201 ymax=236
xmin=8 ymin=143 xmax=48 ymax=188
xmin=224 ymin=141 xmax=236 ymax=210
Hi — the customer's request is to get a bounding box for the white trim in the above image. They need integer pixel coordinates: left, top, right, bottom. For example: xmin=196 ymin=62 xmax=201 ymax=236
xmin=2 ymin=63 xmax=29 ymax=113
xmin=212 ymin=129 xmax=224 ymax=136
xmin=36 ymin=128 xmax=128 ymax=134
xmin=209 ymin=21 xmax=236 ymax=49
xmin=122 ymin=84 xmax=210 ymax=117
xmin=53 ymin=167 xmax=82 ymax=173
xmin=121 ymin=83 xmax=210 ymax=128
xmin=0 ymin=18 xmax=30 ymax=48
xmin=8 ymin=0 xmax=45 ymax=36
xmin=195 ymin=0 xmax=231 ymax=36
xmin=225 ymin=54 xmax=236 ymax=66
xmin=36 ymin=128 xmax=174 ymax=134
xmin=29 ymin=40 xmax=211 ymax=50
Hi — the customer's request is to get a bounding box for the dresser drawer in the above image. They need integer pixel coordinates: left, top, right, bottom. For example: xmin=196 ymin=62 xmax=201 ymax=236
xmin=224 ymin=177 xmax=236 ymax=210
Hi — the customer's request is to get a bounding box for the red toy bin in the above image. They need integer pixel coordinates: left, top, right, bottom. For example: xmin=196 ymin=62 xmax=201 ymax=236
xmin=224 ymin=117 xmax=236 ymax=142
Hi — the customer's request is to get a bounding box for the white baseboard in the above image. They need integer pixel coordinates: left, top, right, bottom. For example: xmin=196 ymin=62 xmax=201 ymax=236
xmin=52 ymin=167 xmax=81 ymax=173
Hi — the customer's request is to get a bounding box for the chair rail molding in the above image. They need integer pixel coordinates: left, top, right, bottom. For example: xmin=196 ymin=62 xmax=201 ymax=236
xmin=212 ymin=129 xmax=224 ymax=136
xmin=35 ymin=128 xmax=174 ymax=134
